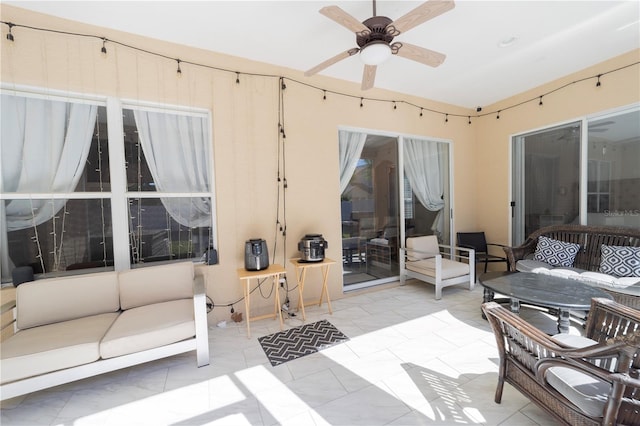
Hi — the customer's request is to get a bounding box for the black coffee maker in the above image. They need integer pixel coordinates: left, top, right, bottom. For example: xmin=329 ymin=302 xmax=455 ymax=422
xmin=244 ymin=238 xmax=269 ymax=271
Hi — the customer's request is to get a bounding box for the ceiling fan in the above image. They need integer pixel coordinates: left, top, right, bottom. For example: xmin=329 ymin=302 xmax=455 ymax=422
xmin=305 ymin=0 xmax=455 ymax=90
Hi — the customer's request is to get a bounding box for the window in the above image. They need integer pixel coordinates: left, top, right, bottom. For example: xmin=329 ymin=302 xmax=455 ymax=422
xmin=1 ymin=90 xmax=216 ymax=283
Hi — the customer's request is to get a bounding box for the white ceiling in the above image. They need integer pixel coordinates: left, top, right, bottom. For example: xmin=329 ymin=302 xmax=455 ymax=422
xmin=6 ymin=0 xmax=640 ymax=108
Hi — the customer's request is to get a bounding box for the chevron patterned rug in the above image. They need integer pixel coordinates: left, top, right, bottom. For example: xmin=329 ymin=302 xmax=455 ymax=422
xmin=258 ymin=319 xmax=349 ymax=366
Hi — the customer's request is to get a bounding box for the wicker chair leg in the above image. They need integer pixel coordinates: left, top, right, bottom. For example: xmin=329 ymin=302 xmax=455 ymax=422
xmin=495 ymin=370 xmax=505 ymax=403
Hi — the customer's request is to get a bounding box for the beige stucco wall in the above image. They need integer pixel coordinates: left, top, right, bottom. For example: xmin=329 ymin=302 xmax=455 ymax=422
xmin=2 ymin=5 xmax=638 ymax=324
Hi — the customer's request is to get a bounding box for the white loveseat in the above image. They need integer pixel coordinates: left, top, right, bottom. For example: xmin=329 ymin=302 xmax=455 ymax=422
xmin=0 ymin=261 xmax=209 ymax=401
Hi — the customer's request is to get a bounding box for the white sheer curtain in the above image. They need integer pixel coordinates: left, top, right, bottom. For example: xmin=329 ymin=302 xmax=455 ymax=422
xmin=133 ymin=110 xmax=211 ymax=227
xmin=1 ymin=94 xmax=97 ymax=278
xmin=338 ymin=130 xmax=367 ymax=193
xmin=403 ymin=137 xmax=445 ymax=235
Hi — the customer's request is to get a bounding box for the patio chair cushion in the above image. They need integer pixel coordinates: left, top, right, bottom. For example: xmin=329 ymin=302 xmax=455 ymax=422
xmin=406 ymin=258 xmax=470 ymax=280
xmin=406 ymin=235 xmax=440 ymax=261
xmin=546 ymin=334 xmax=609 ymax=418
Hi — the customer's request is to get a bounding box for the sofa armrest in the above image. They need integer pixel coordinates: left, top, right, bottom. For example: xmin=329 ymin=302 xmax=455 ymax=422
xmin=193 ymin=275 xmax=210 ymax=367
xmin=1 ymin=300 xmax=16 ymax=316
xmin=503 ymin=238 xmax=537 ymax=270
xmin=1 ymin=300 xmax=17 ymax=338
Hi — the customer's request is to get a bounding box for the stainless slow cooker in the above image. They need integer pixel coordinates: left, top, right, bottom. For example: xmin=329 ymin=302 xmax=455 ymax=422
xmin=298 ymin=234 xmax=328 ymax=262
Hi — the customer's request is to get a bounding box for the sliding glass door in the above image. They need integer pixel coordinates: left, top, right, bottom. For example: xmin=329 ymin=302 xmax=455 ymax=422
xmin=340 ymin=132 xmax=399 ymax=288
xmin=511 ymin=106 xmax=639 ymax=244
xmin=511 ymin=122 xmax=581 ymax=244
xmin=339 ymin=129 xmax=452 ymax=290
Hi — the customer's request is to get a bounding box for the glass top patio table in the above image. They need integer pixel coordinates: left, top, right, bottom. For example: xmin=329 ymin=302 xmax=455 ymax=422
xmin=479 ymin=271 xmax=613 ymax=333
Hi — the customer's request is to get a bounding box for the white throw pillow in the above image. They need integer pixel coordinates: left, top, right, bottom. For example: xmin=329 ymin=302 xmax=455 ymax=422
xmin=533 ymin=236 xmax=580 ymax=267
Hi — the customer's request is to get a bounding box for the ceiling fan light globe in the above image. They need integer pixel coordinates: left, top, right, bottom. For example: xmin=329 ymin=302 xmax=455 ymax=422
xmin=360 ymin=42 xmax=392 ymax=66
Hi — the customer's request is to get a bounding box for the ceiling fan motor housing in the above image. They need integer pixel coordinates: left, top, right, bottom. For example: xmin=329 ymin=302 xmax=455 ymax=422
xmin=357 ymin=16 xmax=394 ymax=48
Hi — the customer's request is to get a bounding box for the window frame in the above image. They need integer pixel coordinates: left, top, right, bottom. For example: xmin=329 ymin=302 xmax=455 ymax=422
xmin=1 ymin=85 xmax=217 ymax=281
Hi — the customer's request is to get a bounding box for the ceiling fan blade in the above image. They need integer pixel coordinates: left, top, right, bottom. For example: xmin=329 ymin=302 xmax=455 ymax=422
xmin=305 ymin=48 xmax=359 ymax=76
xmin=320 ymin=6 xmax=371 ymax=36
xmin=361 ymin=65 xmax=377 ymax=90
xmin=393 ymin=42 xmax=446 ymax=67
xmin=387 ymin=0 xmax=455 ymax=36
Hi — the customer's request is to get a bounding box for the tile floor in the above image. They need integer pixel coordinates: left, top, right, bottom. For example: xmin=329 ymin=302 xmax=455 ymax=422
xmin=1 ymin=280 xmax=569 ymax=425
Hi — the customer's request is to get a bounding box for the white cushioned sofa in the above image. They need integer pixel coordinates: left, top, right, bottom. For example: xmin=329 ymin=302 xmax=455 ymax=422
xmin=0 ymin=261 xmax=209 ymax=401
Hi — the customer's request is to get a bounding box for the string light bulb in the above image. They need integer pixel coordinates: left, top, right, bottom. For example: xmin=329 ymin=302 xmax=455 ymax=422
xmin=281 ymin=79 xmax=286 ymax=90
xmin=100 ymin=38 xmax=107 ymax=56
xmin=445 ymin=114 xmax=448 ymax=123
xmin=236 ymin=72 xmax=240 ymax=84
xmin=596 ymin=74 xmax=602 ymax=87
xmin=497 ymin=111 xmax=501 ymax=119
xmin=6 ymin=23 xmax=15 ymax=42
xmin=176 ymin=59 xmax=182 ymax=77
xmin=393 ymin=101 xmax=397 ymax=110
xmin=323 ymin=90 xmax=326 ymax=100
xmin=468 ymin=116 xmax=471 ymax=125
xmin=539 ymin=96 xmax=543 ymax=106
xmin=360 ymin=97 xmax=364 ymax=108
xmin=419 ymin=108 xmax=423 ymax=117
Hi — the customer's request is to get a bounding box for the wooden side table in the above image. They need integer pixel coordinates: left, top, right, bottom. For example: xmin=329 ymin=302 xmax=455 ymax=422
xmin=237 ymin=264 xmax=285 ymax=338
xmin=289 ymin=257 xmax=335 ymax=320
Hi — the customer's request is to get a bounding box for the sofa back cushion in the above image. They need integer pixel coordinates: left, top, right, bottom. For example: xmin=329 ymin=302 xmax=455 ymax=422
xmin=16 ymin=272 xmax=120 ymax=330
xmin=118 ymin=262 xmax=195 ymax=310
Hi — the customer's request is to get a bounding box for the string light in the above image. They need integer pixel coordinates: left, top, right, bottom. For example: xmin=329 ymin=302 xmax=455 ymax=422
xmin=445 ymin=114 xmax=448 ymax=123
xmin=1 ymin=20 xmax=636 ymax=123
xmin=6 ymin=22 xmax=15 ymax=41
xmin=323 ymin=90 xmax=326 ymax=100
xmin=280 ymin=78 xmax=286 ymax=90
xmin=497 ymin=111 xmax=501 ymax=119
xmin=393 ymin=101 xmax=397 ymax=110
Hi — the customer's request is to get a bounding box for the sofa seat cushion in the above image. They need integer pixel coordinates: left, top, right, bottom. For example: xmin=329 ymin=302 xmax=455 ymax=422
xmin=100 ymin=299 xmax=195 ymax=359
xmin=406 ymin=258 xmax=469 ymax=280
xmin=515 ymin=259 xmax=553 ymax=273
xmin=0 ymin=312 xmax=119 ymax=384
xmin=568 ymin=272 xmax=640 ymax=289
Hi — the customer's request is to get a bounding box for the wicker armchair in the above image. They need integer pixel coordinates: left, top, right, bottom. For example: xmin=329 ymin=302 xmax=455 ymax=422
xmin=482 ymin=298 xmax=639 ymax=425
